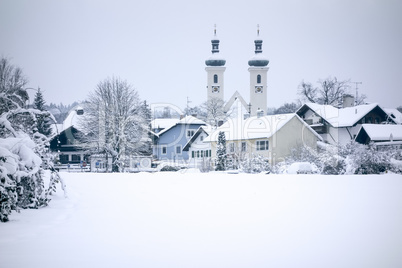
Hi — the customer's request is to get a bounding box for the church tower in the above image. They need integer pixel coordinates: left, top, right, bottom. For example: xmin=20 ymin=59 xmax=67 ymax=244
xmin=248 ymin=25 xmax=269 ymax=116
xmin=205 ymin=26 xmax=226 ymax=101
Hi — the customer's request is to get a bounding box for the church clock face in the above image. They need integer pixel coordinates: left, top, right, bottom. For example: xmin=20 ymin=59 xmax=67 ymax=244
xmin=212 ymin=86 xmax=220 ymax=93
xmin=255 ymin=86 xmax=263 ymax=93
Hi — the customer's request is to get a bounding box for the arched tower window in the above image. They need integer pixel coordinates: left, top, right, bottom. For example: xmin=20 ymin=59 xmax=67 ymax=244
xmin=257 ymin=74 xmax=261 ymax=84
xmin=214 ymin=74 xmax=218 ymax=83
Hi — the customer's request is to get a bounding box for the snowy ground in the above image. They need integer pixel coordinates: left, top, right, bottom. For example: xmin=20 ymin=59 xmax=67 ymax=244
xmin=1 ymin=171 xmax=402 ymax=268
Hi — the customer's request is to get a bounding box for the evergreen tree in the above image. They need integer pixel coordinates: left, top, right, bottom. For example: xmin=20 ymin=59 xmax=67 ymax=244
xmin=215 ymin=131 xmax=227 ymax=171
xmin=0 ymin=57 xmax=65 ymax=222
xmin=33 ymin=89 xmax=53 ymax=137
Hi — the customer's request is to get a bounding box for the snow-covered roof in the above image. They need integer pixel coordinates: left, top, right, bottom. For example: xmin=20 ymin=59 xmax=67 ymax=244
xmin=62 ymin=105 xmax=85 ymax=131
xmin=299 ymin=103 xmax=382 ymax=127
xmin=156 ymin=115 xmax=206 ymax=136
xmin=50 ymin=124 xmax=63 ymax=136
xmin=384 ymin=108 xmax=402 ymax=124
xmin=205 ymin=113 xmax=321 ymax=142
xmin=357 ymin=124 xmax=402 ymax=141
xmin=183 ymin=125 xmax=213 ymax=151
xmin=151 ymin=118 xmax=180 ymax=131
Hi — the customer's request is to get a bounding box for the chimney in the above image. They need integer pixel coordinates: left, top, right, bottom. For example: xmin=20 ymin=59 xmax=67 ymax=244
xmin=343 ymin=94 xmax=355 ymax=108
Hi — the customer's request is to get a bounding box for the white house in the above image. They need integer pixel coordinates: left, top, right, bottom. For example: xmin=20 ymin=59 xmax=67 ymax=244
xmin=205 ymin=113 xmax=322 ymax=165
xmin=355 ymin=124 xmax=402 ymax=149
xmin=296 ymin=103 xmax=396 ymax=145
xmin=183 ymin=126 xmax=213 ymax=169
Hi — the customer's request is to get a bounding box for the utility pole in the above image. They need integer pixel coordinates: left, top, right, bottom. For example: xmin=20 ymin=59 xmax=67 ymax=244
xmin=186 ymin=96 xmax=192 ymax=115
xmin=352 ymin=82 xmax=362 ymax=105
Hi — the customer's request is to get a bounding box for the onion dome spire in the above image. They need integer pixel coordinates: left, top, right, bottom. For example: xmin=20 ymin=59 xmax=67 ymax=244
xmin=205 ymin=24 xmax=226 ymax=67
xmin=248 ymin=24 xmax=269 ymax=67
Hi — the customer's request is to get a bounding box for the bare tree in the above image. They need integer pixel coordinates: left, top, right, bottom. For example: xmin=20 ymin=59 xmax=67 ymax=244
xmin=202 ymin=97 xmax=227 ymax=127
xmin=0 ymin=57 xmax=29 ymax=113
xmin=298 ymin=77 xmax=350 ymax=106
xmin=273 ymin=102 xmax=300 ymax=114
xmin=79 ymin=77 xmax=148 ymax=172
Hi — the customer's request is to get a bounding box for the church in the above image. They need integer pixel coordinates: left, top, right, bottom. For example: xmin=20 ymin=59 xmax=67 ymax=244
xmin=205 ymin=26 xmax=269 ymax=117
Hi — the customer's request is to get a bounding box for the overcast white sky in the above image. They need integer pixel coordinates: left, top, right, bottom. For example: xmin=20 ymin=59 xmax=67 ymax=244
xmin=1 ymin=0 xmax=401 ymax=111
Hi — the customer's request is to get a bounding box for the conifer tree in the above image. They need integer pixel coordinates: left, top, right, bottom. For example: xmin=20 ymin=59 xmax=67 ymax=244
xmin=33 ymin=89 xmax=53 ymax=137
xmin=215 ymin=131 xmax=227 ymax=171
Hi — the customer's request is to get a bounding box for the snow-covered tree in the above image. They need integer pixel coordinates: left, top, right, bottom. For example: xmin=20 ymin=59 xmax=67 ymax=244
xmin=0 ymin=57 xmax=64 ymax=222
xmin=202 ymin=97 xmax=227 ymax=127
xmin=215 ymin=131 xmax=227 ymax=171
xmin=79 ymin=76 xmax=149 ymax=172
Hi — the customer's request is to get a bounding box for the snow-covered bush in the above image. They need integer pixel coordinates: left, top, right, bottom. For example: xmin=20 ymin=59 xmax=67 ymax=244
xmin=284 ymin=145 xmax=345 ymax=175
xmin=240 ymin=154 xmax=271 ymax=173
xmin=340 ymin=142 xmax=392 ymax=175
xmin=160 ymin=165 xmax=181 ymax=172
xmin=286 ymin=162 xmax=319 ymax=174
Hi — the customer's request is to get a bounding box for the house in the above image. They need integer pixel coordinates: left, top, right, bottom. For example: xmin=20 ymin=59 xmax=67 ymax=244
xmin=205 ymin=113 xmax=322 ymax=165
xmin=49 ymin=106 xmax=90 ymax=169
xmin=296 ymin=103 xmax=396 ymax=145
xmin=152 ymin=115 xmax=207 ymax=162
xmin=384 ymin=108 xmax=402 ymax=124
xmin=183 ymin=126 xmax=213 ymax=169
xmin=355 ymin=124 xmax=402 ymax=149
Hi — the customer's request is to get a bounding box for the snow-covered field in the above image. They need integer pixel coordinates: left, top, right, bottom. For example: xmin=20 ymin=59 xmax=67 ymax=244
xmin=1 ymin=171 xmax=402 ymax=268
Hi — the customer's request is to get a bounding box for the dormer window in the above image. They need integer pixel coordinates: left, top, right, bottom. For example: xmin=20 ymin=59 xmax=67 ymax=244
xmin=76 ymin=109 xmax=84 ymax=115
xmin=214 ymin=74 xmax=218 ymax=83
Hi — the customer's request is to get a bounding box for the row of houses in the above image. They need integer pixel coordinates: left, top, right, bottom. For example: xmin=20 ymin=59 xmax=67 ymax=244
xmin=49 ymin=102 xmax=402 ymax=171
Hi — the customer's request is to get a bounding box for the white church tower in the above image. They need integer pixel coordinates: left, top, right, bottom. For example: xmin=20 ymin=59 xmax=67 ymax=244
xmin=248 ymin=25 xmax=269 ymax=116
xmin=205 ymin=26 xmax=226 ymax=101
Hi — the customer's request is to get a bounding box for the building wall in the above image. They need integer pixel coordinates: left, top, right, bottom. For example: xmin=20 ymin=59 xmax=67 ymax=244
xmin=188 ymin=132 xmax=212 ymax=168
xmin=156 ymin=124 xmax=204 ymax=161
xmin=206 ymin=66 xmax=225 ymax=101
xmin=209 ymin=117 xmax=319 ymax=165
xmin=249 ymin=66 xmax=268 ymax=116
xmin=272 ymin=116 xmax=318 ymax=164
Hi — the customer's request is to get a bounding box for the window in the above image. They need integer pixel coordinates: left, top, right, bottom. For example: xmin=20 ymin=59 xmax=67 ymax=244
xmin=187 ymin=130 xmax=195 ymax=138
xmin=59 ymin=155 xmax=69 ymax=164
xmin=201 ymin=150 xmax=204 ymax=157
xmin=162 ymin=146 xmax=167 ymax=155
xmin=257 ymin=74 xmax=261 ymax=84
xmin=200 ymin=136 xmax=204 ymax=141
xmin=192 ymin=151 xmax=195 ymax=158
xmin=214 ymin=74 xmax=218 ymax=83
xmin=197 ymin=151 xmax=200 ymax=158
xmin=256 ymin=140 xmax=269 ymax=151
xmin=229 ymin=143 xmax=235 ymax=153
xmin=71 ymin=154 xmax=81 ymax=162
xmin=176 ymin=145 xmax=182 ymax=154
xmin=241 ymin=142 xmax=247 ymax=152
xmin=205 ymin=150 xmax=208 ymax=157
